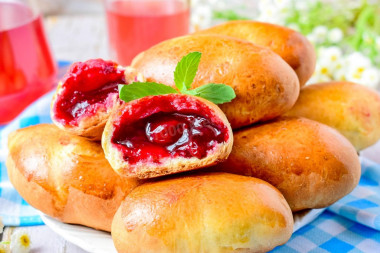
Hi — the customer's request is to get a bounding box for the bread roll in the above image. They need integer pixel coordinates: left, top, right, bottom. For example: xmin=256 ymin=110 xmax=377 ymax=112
xmin=51 ymin=59 xmax=144 ymax=140
xmin=6 ymin=124 xmax=140 ymax=231
xmin=197 ymin=21 xmax=316 ymax=86
xmin=213 ymin=117 xmax=361 ymax=211
xmin=112 ymin=173 xmax=293 ymax=253
xmin=285 ymin=81 xmax=380 ymax=151
xmin=131 ymin=34 xmax=300 ymax=129
xmin=102 ymin=94 xmax=233 ymax=179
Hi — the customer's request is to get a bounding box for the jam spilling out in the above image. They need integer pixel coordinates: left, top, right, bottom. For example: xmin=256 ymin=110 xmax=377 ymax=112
xmin=53 ymin=59 xmax=126 ymax=125
xmin=111 ymin=112 xmax=227 ymax=164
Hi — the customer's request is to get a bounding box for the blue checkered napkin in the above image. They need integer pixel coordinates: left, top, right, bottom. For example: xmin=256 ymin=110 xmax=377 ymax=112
xmin=272 ymin=210 xmax=380 ymax=253
xmin=0 ymin=61 xmax=70 ymax=226
xmin=0 ymin=91 xmax=54 ymax=226
xmin=328 ymin=157 xmax=380 ymax=231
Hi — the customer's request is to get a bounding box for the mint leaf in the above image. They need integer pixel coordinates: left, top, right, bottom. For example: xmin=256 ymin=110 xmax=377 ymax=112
xmin=185 ymin=83 xmax=236 ymax=104
xmin=117 ymin=52 xmax=236 ymax=105
xmin=174 ymin=51 xmax=201 ymax=92
xmin=119 ymin=82 xmax=178 ymax=102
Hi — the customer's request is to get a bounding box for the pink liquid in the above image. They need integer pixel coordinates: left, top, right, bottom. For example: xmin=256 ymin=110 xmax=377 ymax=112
xmin=0 ymin=2 xmax=56 ymax=124
xmin=106 ymin=0 xmax=190 ymax=65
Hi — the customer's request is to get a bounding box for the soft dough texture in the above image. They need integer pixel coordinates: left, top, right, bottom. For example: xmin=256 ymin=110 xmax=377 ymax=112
xmin=131 ymin=34 xmax=300 ymax=129
xmin=51 ymin=62 xmax=144 ymax=141
xmin=213 ymin=117 xmax=361 ymax=211
xmin=112 ymin=172 xmax=293 ymax=253
xmin=102 ymin=94 xmax=233 ymax=179
xmin=6 ymin=124 xmax=140 ymax=232
xmin=197 ymin=20 xmax=316 ymax=86
xmin=285 ymin=81 xmax=380 ymax=151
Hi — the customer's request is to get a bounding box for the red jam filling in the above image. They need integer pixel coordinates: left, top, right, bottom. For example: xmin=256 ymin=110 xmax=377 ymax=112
xmin=111 ymin=95 xmax=229 ymax=165
xmin=53 ymin=59 xmax=126 ymax=126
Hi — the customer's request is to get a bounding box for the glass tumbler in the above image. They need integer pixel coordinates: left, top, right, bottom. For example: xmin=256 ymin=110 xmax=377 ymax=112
xmin=105 ymin=0 xmax=190 ymax=66
xmin=0 ymin=0 xmax=57 ymax=124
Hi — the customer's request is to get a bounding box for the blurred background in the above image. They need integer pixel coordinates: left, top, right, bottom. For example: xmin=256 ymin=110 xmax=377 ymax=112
xmin=40 ymin=0 xmax=380 ymax=88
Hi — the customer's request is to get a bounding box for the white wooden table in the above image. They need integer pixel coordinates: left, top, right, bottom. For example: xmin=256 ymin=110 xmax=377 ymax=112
xmin=2 ymin=226 xmax=86 ymax=253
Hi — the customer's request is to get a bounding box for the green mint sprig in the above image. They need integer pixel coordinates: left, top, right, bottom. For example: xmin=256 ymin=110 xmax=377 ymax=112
xmin=118 ymin=52 xmax=236 ymax=104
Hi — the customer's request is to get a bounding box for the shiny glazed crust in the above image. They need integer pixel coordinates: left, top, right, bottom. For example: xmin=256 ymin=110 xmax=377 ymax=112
xmin=284 ymin=81 xmax=380 ymax=151
xmin=112 ymin=173 xmax=294 ymax=253
xmin=131 ymin=34 xmax=300 ymax=129
xmin=6 ymin=124 xmax=140 ymax=231
xmin=102 ymin=95 xmax=233 ymax=179
xmin=213 ymin=117 xmax=361 ymax=211
xmin=51 ymin=67 xmax=145 ymax=141
xmin=197 ymin=21 xmax=316 ymax=86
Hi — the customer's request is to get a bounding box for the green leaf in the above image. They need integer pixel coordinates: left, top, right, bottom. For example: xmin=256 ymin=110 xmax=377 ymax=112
xmin=184 ymin=83 xmax=236 ymax=104
xmin=119 ymin=82 xmax=178 ymax=102
xmin=174 ymin=52 xmax=202 ymax=92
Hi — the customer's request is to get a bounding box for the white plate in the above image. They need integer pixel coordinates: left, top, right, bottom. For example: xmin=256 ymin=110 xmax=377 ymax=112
xmin=41 ymin=208 xmax=325 ymax=253
xmin=41 ymin=214 xmax=117 ymax=253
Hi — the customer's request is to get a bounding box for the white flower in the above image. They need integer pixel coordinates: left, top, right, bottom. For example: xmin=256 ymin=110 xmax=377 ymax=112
xmin=294 ymin=1 xmax=310 ymax=11
xmin=307 ymin=73 xmax=331 ymax=85
xmin=333 ymin=68 xmax=348 ymax=81
xmin=10 ymin=230 xmax=31 ymax=253
xmin=319 ymin=46 xmax=343 ymax=62
xmin=346 ymin=67 xmax=366 ymax=84
xmin=346 ymin=52 xmax=372 ymax=70
xmin=327 ymin=28 xmax=343 ymax=43
xmin=361 ymin=68 xmax=380 ymax=89
xmin=273 ymin=0 xmax=292 ymax=8
xmin=191 ymin=5 xmax=212 ymax=29
xmin=308 ymin=62 xmax=333 ymax=84
xmin=311 ymin=26 xmax=328 ymax=44
xmin=258 ymin=8 xmax=286 ymax=24
xmin=0 ymin=244 xmax=10 ymax=253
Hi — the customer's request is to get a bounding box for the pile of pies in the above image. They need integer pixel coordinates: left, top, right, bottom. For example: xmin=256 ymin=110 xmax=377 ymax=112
xmin=7 ymin=21 xmax=380 ymax=253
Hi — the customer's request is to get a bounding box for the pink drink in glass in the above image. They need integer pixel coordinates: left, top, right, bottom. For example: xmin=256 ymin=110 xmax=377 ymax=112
xmin=106 ymin=0 xmax=190 ymax=65
xmin=0 ymin=1 xmax=56 ymax=123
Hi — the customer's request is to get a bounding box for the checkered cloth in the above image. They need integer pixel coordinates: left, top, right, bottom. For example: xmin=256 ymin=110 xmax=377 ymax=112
xmin=1 ymin=64 xmax=380 ymax=251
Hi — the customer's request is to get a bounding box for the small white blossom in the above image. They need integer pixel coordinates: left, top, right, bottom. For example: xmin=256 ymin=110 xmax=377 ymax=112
xmin=307 ymin=73 xmax=331 ymax=85
xmin=333 ymin=68 xmax=348 ymax=81
xmin=257 ymin=1 xmax=288 ymax=24
xmin=328 ymin=28 xmax=343 ymax=43
xmin=361 ymin=68 xmax=380 ymax=89
xmin=346 ymin=52 xmax=372 ymax=69
xmin=273 ymin=0 xmax=292 ymax=8
xmin=311 ymin=26 xmax=328 ymax=44
xmin=10 ymin=230 xmax=31 ymax=253
xmin=319 ymin=47 xmax=343 ymax=62
xmin=191 ymin=5 xmax=212 ymax=30
xmin=294 ymin=1 xmax=310 ymax=11
xmin=258 ymin=9 xmax=285 ymax=24
xmin=308 ymin=62 xmax=333 ymax=84
xmin=346 ymin=67 xmax=366 ymax=84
